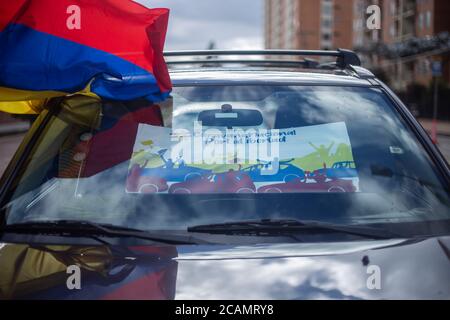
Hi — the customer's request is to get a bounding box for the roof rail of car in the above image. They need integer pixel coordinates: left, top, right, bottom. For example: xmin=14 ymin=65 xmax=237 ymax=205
xmin=166 ymin=59 xmax=323 ymax=69
xmin=164 ymin=49 xmax=362 ymax=71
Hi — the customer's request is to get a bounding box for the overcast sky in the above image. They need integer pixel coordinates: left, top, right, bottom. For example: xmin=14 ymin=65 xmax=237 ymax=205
xmin=136 ymin=0 xmax=264 ymax=50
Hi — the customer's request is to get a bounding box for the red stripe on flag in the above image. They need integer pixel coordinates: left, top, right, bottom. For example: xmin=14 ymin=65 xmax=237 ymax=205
xmin=0 ymin=0 xmax=27 ymax=31
xmin=1 ymin=0 xmax=171 ymax=92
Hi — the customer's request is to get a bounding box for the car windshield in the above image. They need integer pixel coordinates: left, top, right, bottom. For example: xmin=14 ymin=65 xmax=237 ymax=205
xmin=1 ymin=85 xmax=450 ymax=239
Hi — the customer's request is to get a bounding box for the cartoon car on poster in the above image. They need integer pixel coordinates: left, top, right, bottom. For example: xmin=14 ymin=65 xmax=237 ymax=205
xmin=257 ymin=178 xmax=356 ymax=193
xmin=257 ymin=167 xmax=356 ymax=193
xmin=304 ymin=162 xmax=357 ymax=182
xmin=141 ymin=149 xmax=212 ymax=182
xmin=322 ymin=161 xmax=358 ymax=179
xmin=126 ymin=164 xmax=169 ymax=193
xmin=242 ymin=159 xmax=306 ymax=182
xmin=169 ymin=170 xmax=256 ymax=194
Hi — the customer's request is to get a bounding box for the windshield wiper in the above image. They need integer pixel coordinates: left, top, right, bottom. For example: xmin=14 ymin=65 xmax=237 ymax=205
xmin=187 ymin=219 xmax=401 ymax=240
xmin=1 ymin=220 xmax=203 ymax=245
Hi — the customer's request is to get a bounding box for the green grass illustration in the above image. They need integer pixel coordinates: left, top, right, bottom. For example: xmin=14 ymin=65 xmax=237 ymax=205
xmin=129 ymin=142 xmax=355 ymax=173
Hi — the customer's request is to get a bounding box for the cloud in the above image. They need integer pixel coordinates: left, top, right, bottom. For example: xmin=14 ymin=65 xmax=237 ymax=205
xmin=135 ymin=0 xmax=263 ymax=50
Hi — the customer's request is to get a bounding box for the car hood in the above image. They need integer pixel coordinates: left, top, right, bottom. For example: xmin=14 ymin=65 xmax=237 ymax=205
xmin=0 ymin=237 xmax=449 ymax=300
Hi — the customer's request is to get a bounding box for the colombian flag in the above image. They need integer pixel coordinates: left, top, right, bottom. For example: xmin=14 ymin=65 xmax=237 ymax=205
xmin=0 ymin=0 xmax=172 ymax=114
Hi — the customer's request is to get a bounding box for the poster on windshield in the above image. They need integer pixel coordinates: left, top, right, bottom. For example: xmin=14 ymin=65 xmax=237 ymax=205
xmin=126 ymin=122 xmax=359 ymax=194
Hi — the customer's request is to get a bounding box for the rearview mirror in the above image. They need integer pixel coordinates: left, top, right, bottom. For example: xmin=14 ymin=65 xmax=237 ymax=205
xmin=198 ymin=104 xmax=263 ymax=128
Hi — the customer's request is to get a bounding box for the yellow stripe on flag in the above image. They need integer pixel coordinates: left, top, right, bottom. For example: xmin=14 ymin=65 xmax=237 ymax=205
xmin=0 ymin=100 xmax=46 ymax=114
xmin=0 ymin=85 xmax=100 ymax=114
xmin=0 ymin=87 xmax=67 ymax=101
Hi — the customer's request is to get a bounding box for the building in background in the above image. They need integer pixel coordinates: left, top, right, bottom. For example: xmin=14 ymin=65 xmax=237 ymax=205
xmin=353 ymin=0 xmax=383 ymax=66
xmin=265 ymin=0 xmax=449 ymax=89
xmin=375 ymin=0 xmax=450 ymax=90
xmin=265 ymin=0 xmax=353 ymax=50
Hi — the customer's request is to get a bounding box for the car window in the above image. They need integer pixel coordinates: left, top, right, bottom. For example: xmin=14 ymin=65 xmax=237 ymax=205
xmin=2 ymin=85 xmax=450 ymax=237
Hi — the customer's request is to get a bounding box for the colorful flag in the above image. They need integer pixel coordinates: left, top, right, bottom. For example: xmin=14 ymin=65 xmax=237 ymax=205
xmin=0 ymin=0 xmax=172 ymax=114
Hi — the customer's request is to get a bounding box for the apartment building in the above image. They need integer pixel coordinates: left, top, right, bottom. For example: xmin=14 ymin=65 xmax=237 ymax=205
xmin=265 ymin=0 xmax=353 ymax=50
xmin=353 ymin=0 xmax=382 ymax=66
xmin=383 ymin=0 xmax=438 ymax=88
xmin=354 ymin=0 xmax=450 ymax=89
xmin=411 ymin=0 xmax=450 ymax=86
xmin=265 ymin=0 xmax=449 ymax=89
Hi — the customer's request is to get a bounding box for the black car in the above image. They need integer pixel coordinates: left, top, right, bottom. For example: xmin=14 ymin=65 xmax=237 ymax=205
xmin=0 ymin=50 xmax=449 ymax=300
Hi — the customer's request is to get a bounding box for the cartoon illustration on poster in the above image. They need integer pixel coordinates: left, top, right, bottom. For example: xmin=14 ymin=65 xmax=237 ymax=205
xmin=126 ymin=122 xmax=359 ymax=194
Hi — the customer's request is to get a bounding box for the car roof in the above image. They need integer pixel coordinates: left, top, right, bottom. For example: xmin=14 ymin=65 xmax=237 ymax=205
xmin=169 ymin=68 xmax=374 ymax=87
xmin=165 ymin=50 xmax=376 ymax=87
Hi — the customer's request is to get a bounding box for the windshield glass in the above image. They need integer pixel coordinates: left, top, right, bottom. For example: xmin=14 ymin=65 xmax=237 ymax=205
xmin=2 ymin=85 xmax=450 ymax=238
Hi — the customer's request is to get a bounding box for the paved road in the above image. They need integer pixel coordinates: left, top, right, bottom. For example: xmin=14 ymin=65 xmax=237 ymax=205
xmin=436 ymin=135 xmax=450 ymax=162
xmin=0 ymin=133 xmax=25 ymax=176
